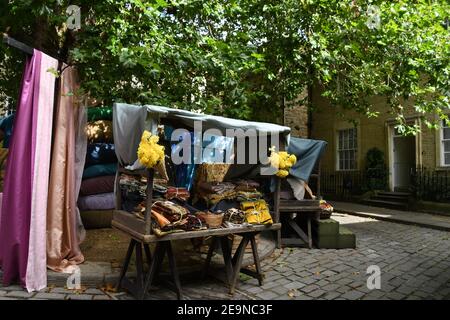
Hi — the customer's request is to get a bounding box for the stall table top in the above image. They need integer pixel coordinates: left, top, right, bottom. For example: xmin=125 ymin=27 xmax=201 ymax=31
xmin=112 ymin=209 xmax=281 ymax=243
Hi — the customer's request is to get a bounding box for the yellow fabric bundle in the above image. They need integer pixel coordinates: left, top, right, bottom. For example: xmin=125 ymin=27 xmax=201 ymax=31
xmin=268 ymin=148 xmax=297 ymax=178
xmin=241 ymin=200 xmax=273 ymax=225
xmin=137 ymin=130 xmax=165 ymax=169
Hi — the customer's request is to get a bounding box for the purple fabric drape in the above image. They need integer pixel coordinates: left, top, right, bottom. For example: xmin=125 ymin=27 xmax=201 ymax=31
xmin=0 ymin=52 xmax=41 ymax=286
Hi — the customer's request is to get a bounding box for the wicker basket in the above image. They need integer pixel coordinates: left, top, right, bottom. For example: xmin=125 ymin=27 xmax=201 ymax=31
xmin=198 ymin=212 xmax=224 ymax=229
xmin=229 ymin=233 xmax=260 ymax=254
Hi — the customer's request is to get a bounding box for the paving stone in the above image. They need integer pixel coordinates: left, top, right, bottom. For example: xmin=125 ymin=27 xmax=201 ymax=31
xmin=301 ymin=284 xmax=319 ymax=293
xmin=1 ymin=285 xmax=24 ymax=291
xmin=50 ymin=287 xmax=79 ymax=294
xmin=93 ymin=295 xmax=112 ymax=300
xmin=66 ymin=294 xmax=94 ymax=300
xmin=246 ymin=286 xmax=263 ymax=294
xmin=323 ymin=291 xmax=342 ymax=300
xmin=256 ymin=291 xmax=278 ymax=300
xmin=5 ymin=291 xmax=35 ymax=298
xmin=307 ymin=289 xmax=326 ymax=299
xmin=301 ymin=277 xmax=317 ymax=285
xmin=322 ymin=270 xmax=337 ymax=277
xmin=284 ymin=282 xmax=306 ymax=290
xmin=386 ymin=292 xmax=406 ymax=300
xmin=322 ymin=283 xmax=340 ymax=292
xmin=271 ymin=286 xmax=290 ymax=295
xmin=336 ymin=286 xmax=352 ymax=294
xmin=84 ymin=288 xmax=105 ymax=295
xmin=395 ymin=285 xmax=416 ymax=295
xmin=341 ymin=290 xmax=365 ymax=300
xmin=34 ymin=292 xmax=66 ymax=300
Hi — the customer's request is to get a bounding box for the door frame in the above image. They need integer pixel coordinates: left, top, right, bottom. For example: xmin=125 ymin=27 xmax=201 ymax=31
xmin=386 ymin=117 xmax=422 ymax=191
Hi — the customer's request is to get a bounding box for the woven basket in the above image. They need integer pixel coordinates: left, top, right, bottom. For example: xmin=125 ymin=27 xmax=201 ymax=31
xmin=230 ymin=233 xmax=260 ymax=254
xmin=198 ymin=212 xmax=224 ymax=229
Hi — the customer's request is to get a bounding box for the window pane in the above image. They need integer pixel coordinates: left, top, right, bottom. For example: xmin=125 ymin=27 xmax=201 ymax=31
xmin=353 ymin=129 xmax=357 ymax=148
xmin=339 ymin=131 xmax=343 ymax=150
xmin=445 ymin=153 xmax=450 ymax=165
xmin=444 ymin=141 xmax=450 ymax=152
xmin=444 ymin=127 xmax=450 ymax=140
xmin=443 ymin=119 xmax=449 ymax=129
xmin=344 ymin=131 xmax=349 ymax=149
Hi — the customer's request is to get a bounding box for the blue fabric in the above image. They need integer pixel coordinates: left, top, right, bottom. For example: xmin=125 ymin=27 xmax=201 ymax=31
xmin=82 ymin=163 xmax=117 ymax=179
xmin=167 ymin=128 xmax=197 ymax=191
xmin=85 ymin=143 xmax=117 ymax=167
xmin=287 ymin=137 xmax=327 ymax=182
xmin=0 ymin=113 xmax=15 ymax=148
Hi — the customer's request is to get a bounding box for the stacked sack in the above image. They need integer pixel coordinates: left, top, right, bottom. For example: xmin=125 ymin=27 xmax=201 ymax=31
xmin=78 ymin=106 xmax=117 ymax=227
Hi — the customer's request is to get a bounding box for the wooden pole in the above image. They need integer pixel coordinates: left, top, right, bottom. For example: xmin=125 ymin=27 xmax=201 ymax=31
xmin=144 ymin=168 xmax=154 ymax=235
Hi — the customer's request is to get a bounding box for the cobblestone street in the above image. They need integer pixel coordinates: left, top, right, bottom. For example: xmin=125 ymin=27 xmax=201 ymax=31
xmin=1 ymin=213 xmax=449 ymax=300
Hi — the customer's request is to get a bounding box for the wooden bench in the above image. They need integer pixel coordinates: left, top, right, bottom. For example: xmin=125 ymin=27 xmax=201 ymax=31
xmin=279 ymin=199 xmax=321 ymax=248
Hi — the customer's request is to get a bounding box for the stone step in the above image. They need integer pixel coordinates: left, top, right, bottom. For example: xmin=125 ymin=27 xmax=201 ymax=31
xmin=361 ymin=199 xmax=409 ymax=210
xmin=377 ymin=191 xmax=411 ymax=198
xmin=311 ymin=218 xmax=339 ymax=237
xmin=338 ymin=226 xmax=356 ymax=249
xmin=313 ymin=225 xmax=356 ymax=249
xmin=371 ymin=195 xmax=410 ymax=203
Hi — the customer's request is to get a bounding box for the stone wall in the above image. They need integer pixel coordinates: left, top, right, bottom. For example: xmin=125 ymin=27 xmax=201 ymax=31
xmin=283 ymin=89 xmax=309 ymax=138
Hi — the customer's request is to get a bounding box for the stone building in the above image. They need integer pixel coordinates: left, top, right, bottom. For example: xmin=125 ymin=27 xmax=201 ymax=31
xmin=284 ymin=88 xmax=449 ymax=193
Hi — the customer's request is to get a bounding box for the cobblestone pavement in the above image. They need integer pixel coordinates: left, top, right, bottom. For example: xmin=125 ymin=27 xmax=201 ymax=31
xmin=1 ymin=213 xmax=449 ymax=300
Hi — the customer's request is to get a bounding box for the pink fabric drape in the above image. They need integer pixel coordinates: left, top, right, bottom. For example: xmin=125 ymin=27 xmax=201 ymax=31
xmin=26 ymin=52 xmax=58 ymax=291
xmin=47 ymin=66 xmax=86 ymax=272
xmin=0 ymin=50 xmax=57 ymax=290
xmin=0 ymin=51 xmax=40 ymax=286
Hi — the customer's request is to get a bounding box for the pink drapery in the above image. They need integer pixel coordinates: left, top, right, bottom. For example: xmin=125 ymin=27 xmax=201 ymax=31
xmin=26 ymin=52 xmax=58 ymax=291
xmin=0 ymin=51 xmax=86 ymax=290
xmin=0 ymin=50 xmax=57 ymax=291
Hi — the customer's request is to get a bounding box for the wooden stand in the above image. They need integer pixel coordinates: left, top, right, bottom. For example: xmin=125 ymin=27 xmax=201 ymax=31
xmin=113 ymin=165 xmax=281 ymax=299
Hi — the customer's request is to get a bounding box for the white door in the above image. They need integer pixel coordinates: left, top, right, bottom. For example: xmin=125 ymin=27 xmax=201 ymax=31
xmin=393 ymin=134 xmax=416 ymax=191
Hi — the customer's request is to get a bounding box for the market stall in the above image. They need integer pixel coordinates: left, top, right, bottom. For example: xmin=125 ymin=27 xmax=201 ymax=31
xmin=111 ymin=103 xmax=291 ymax=299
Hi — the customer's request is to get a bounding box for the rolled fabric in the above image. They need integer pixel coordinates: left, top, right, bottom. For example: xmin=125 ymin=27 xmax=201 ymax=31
xmin=83 ymin=163 xmax=117 ymax=180
xmin=85 ymin=143 xmax=117 ymax=167
xmin=87 ymin=106 xmax=112 ymax=122
xmin=78 ymin=192 xmax=116 ymax=211
xmin=80 ymin=175 xmax=116 ymax=196
xmin=85 ymin=120 xmax=113 ymax=143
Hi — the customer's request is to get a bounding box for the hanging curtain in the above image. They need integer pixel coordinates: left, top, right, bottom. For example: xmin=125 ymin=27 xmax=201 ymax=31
xmin=0 ymin=50 xmax=58 ymax=291
xmin=46 ymin=65 xmax=86 ymax=273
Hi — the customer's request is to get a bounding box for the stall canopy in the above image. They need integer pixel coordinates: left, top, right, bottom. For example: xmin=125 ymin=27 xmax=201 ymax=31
xmin=113 ymin=103 xmax=292 ymax=166
xmin=113 ymin=103 xmax=326 ymax=188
